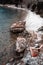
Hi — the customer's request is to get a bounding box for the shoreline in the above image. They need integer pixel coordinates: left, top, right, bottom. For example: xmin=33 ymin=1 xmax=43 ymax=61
xmin=0 ymin=4 xmax=28 ymax=11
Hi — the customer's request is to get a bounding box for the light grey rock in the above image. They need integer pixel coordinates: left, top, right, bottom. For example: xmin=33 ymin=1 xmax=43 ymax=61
xmin=6 ymin=63 xmax=11 ymax=65
xmin=16 ymin=37 xmax=27 ymax=52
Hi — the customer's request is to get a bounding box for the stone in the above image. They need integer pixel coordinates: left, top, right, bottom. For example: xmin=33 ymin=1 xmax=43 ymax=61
xmin=10 ymin=21 xmax=25 ymax=33
xmin=15 ymin=37 xmax=27 ymax=53
xmin=9 ymin=58 xmax=14 ymax=62
xmin=34 ymin=44 xmax=40 ymax=48
xmin=17 ymin=61 xmax=25 ymax=65
xmin=37 ymin=29 xmax=43 ymax=40
xmin=6 ymin=63 xmax=10 ymax=65
xmin=38 ymin=26 xmax=43 ymax=31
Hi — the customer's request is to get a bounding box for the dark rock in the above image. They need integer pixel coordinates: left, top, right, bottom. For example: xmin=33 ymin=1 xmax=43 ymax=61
xmin=37 ymin=2 xmax=43 ymax=13
xmin=26 ymin=60 xmax=30 ymax=65
xmin=38 ymin=26 xmax=43 ymax=31
xmin=10 ymin=21 xmax=26 ymax=33
xmin=14 ymin=51 xmax=24 ymax=59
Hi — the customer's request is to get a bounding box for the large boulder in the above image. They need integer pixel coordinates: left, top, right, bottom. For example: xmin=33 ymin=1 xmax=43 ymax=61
xmin=10 ymin=21 xmax=26 ymax=33
xmin=13 ymin=37 xmax=27 ymax=59
xmin=15 ymin=37 xmax=27 ymax=53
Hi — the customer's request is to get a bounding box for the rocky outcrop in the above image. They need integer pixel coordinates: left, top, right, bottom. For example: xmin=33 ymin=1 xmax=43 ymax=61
xmin=10 ymin=21 xmax=25 ymax=33
xmin=15 ymin=37 xmax=27 ymax=52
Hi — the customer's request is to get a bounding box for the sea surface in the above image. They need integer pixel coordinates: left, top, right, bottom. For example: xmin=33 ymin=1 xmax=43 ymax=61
xmin=0 ymin=7 xmax=26 ymax=51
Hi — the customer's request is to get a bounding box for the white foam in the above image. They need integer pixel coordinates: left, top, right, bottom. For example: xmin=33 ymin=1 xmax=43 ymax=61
xmin=25 ymin=10 xmax=43 ymax=32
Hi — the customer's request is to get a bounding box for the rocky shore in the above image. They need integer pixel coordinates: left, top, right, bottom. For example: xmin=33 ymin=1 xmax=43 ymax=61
xmin=0 ymin=4 xmax=28 ymax=11
xmin=0 ymin=5 xmax=43 ymax=65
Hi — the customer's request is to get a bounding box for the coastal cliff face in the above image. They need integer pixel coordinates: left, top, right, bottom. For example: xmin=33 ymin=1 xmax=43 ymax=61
xmin=0 ymin=0 xmax=43 ymax=10
xmin=0 ymin=0 xmax=43 ymax=4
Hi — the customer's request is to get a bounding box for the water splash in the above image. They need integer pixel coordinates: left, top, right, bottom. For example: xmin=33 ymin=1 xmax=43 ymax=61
xmin=25 ymin=10 xmax=43 ymax=32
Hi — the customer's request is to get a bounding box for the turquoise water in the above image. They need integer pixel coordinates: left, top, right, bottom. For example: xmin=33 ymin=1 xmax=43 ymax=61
xmin=0 ymin=7 xmax=25 ymax=51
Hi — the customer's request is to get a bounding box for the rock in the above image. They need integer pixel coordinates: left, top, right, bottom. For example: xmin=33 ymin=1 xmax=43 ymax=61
xmin=9 ymin=58 xmax=14 ymax=62
xmin=14 ymin=37 xmax=27 ymax=59
xmin=37 ymin=32 xmax=43 ymax=39
xmin=6 ymin=63 xmax=11 ymax=65
xmin=14 ymin=51 xmax=24 ymax=59
xmin=38 ymin=26 xmax=43 ymax=31
xmin=10 ymin=21 xmax=25 ymax=33
xmin=34 ymin=44 xmax=40 ymax=48
xmin=17 ymin=61 xmax=25 ymax=65
xmin=16 ymin=37 xmax=27 ymax=53
xmin=26 ymin=60 xmax=30 ymax=65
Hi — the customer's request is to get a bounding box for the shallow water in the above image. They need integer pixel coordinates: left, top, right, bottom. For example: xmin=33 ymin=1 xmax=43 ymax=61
xmin=0 ymin=7 xmax=26 ymax=51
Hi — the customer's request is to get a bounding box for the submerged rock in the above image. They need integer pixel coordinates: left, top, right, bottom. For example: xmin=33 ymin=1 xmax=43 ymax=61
xmin=10 ymin=21 xmax=25 ymax=33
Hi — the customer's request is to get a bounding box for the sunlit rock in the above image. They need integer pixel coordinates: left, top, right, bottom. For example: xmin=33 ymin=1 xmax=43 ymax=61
xmin=10 ymin=21 xmax=25 ymax=33
xmin=37 ymin=31 xmax=43 ymax=40
xmin=34 ymin=44 xmax=40 ymax=48
xmin=6 ymin=63 xmax=10 ymax=65
xmin=16 ymin=37 xmax=27 ymax=53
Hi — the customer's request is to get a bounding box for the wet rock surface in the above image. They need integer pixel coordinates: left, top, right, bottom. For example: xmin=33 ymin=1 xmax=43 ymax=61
xmin=15 ymin=37 xmax=27 ymax=52
xmin=10 ymin=21 xmax=25 ymax=33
